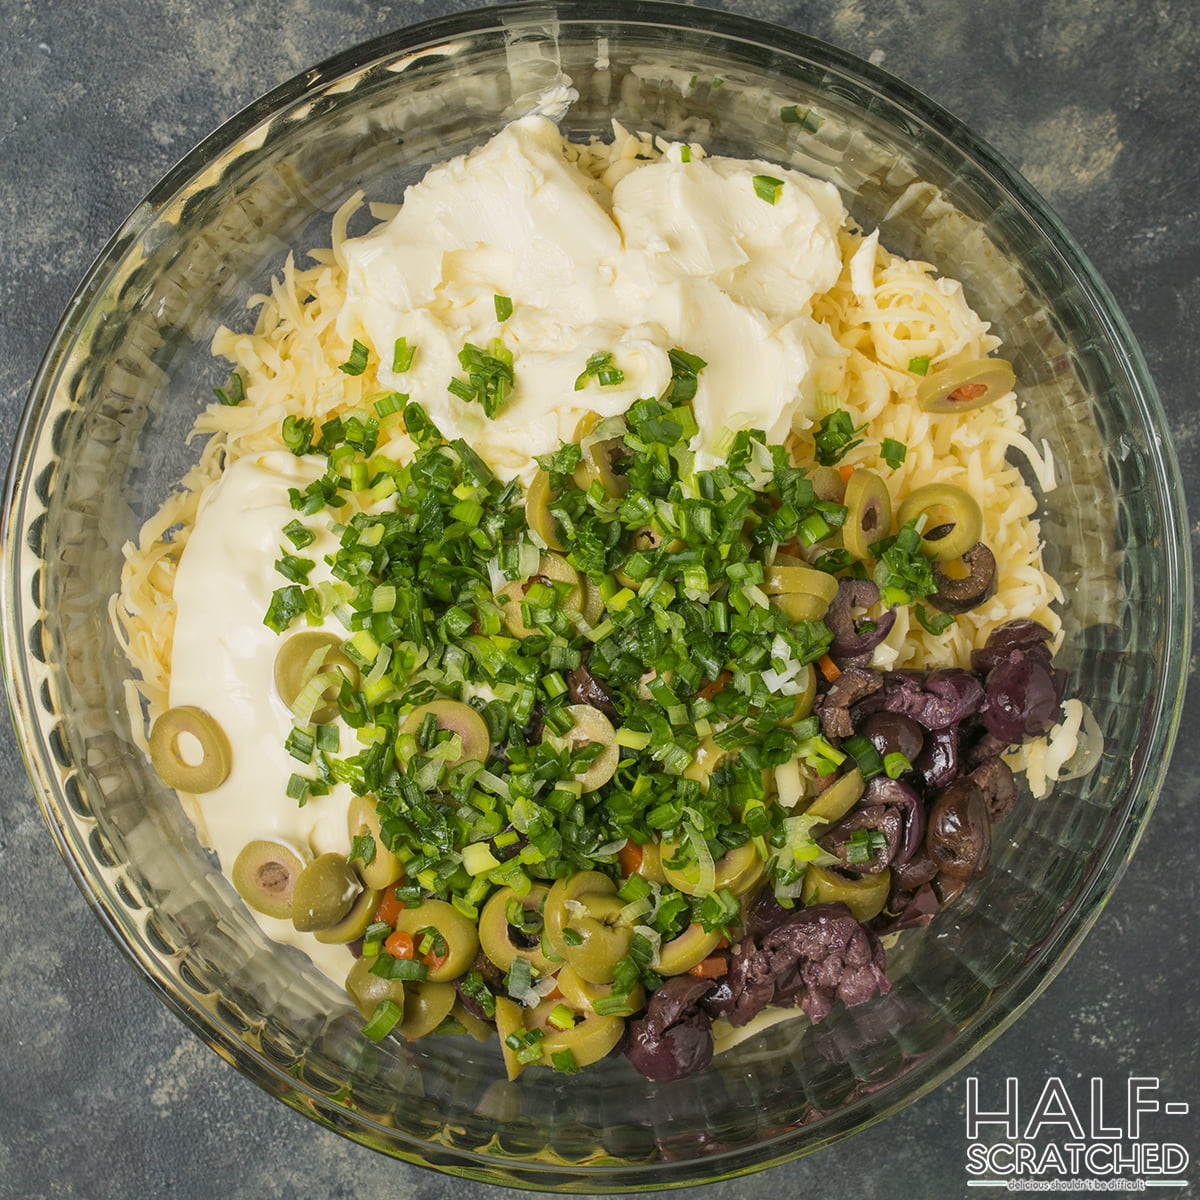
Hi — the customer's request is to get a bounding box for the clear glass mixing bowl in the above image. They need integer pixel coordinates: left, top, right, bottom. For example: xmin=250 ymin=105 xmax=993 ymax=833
xmin=1 ymin=1 xmax=1189 ymax=1188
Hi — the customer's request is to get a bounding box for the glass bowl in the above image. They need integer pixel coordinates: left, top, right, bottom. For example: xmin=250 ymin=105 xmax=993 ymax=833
xmin=1 ymin=1 xmax=1189 ymax=1188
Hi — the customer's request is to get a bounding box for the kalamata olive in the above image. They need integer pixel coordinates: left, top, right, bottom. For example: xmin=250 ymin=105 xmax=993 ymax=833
xmin=817 ymin=665 xmax=883 ymax=738
xmin=926 ymin=778 xmax=991 ymax=880
xmin=816 ymin=806 xmax=902 ymax=873
xmin=981 ymin=650 xmax=1061 ymax=741
xmin=864 ymin=775 xmax=926 ymax=865
xmin=969 ymin=756 xmax=1019 ymax=822
xmin=859 ymin=710 xmax=925 ymax=765
xmin=565 ymin=661 xmax=618 ymax=717
xmin=625 ymin=975 xmax=716 ymax=1082
xmin=929 ymin=542 xmax=997 ymax=613
xmin=890 ymin=844 xmax=939 ymax=892
xmin=971 ymin=618 xmax=1053 ymax=673
xmin=916 ymin=724 xmax=958 ymax=789
xmin=932 ymin=873 xmax=966 ymax=907
xmin=876 ymin=881 xmax=941 ymax=934
xmin=825 ymin=578 xmax=896 ymax=659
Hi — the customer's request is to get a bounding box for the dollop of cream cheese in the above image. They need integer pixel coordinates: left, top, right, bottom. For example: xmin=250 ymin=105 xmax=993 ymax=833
xmin=170 ymin=450 xmax=355 ymax=981
xmin=339 ymin=116 xmax=848 ymax=478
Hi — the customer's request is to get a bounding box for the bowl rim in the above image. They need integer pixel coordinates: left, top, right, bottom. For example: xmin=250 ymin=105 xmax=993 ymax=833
xmin=2 ymin=0 xmax=1192 ymax=1187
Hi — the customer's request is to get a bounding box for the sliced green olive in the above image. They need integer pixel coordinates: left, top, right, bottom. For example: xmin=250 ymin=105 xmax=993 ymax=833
xmin=633 ymin=840 xmax=666 ymax=885
xmin=346 ymin=794 xmax=404 ymax=890
xmin=896 ymin=482 xmax=983 ymax=562
xmin=400 ymin=698 xmax=491 ymax=768
xmin=682 ymin=735 xmax=726 ymax=789
xmin=917 ymin=357 xmax=1016 ymax=414
xmin=661 ymin=837 xmax=763 ymax=897
xmin=803 ymin=767 xmax=865 ymax=824
xmin=572 ymin=412 xmax=627 ymax=498
xmin=479 ymin=885 xmax=556 ymax=975
xmin=544 ymin=870 xmax=616 ymax=957
xmin=345 ymin=955 xmax=406 ymax=1021
xmin=555 ymin=964 xmax=644 ymax=1015
xmin=657 ymin=922 xmax=722 ymax=976
xmin=543 ymin=704 xmax=618 ymax=793
xmin=495 ymin=996 xmax=526 ymax=1080
xmin=525 ymin=468 xmax=565 ymax=551
xmin=802 ymin=865 xmax=891 ymax=922
xmin=148 ymin=705 xmax=232 ymax=793
xmin=541 ymin=1012 xmax=625 ymax=1069
xmin=231 ymin=839 xmax=307 ymax=920
xmin=559 ymin=892 xmax=634 ymax=985
xmin=842 ymin=469 xmax=893 ymax=560
xmin=396 ymin=980 xmax=457 ymax=1040
xmin=495 ymin=553 xmax=584 ymax=638
xmin=772 ymin=591 xmax=830 ymax=623
xmin=391 ymin=899 xmax=480 ymax=982
xmin=314 ymin=884 xmax=382 ymax=944
xmin=452 ymin=999 xmax=494 ymax=1042
xmin=291 ymin=852 xmax=362 ymax=933
xmin=809 ymin=463 xmax=847 ymax=502
xmin=273 ymin=631 xmax=359 ymax=724
xmin=762 ymin=564 xmax=840 ymax=602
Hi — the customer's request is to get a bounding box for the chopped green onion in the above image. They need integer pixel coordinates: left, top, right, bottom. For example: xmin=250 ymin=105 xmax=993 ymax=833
xmin=392 ymin=337 xmax=416 ymax=373
xmin=339 ymin=339 xmax=370 ymax=376
xmin=213 ymin=371 xmax=244 ymax=407
xmin=907 ymin=355 xmax=931 ymax=376
xmin=362 ymin=999 xmax=402 ymax=1041
xmin=753 ymin=174 xmax=784 ymax=204
xmin=880 ymin=438 xmax=907 ymax=470
xmin=494 ymin=295 xmax=513 ymax=321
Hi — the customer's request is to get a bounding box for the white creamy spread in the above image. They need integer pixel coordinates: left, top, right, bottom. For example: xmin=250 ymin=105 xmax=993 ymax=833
xmin=170 ymin=450 xmax=355 ymax=980
xmin=338 ymin=115 xmax=846 ymax=478
xmin=171 ymin=115 xmax=852 ymax=981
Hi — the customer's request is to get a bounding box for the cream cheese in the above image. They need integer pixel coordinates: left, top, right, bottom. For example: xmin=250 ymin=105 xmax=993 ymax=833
xmin=338 ymin=115 xmax=848 ymax=478
xmin=169 ymin=450 xmax=355 ymax=980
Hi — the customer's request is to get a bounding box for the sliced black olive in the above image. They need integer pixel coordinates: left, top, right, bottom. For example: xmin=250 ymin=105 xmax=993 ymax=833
xmin=928 ymin=542 xmax=997 ymax=614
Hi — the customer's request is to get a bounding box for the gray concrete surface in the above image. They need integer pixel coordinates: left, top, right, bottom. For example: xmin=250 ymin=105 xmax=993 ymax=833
xmin=1 ymin=1 xmax=1197 ymax=1197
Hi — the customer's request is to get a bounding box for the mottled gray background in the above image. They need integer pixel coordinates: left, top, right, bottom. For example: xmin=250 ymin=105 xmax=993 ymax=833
xmin=1 ymin=1 xmax=1197 ymax=1197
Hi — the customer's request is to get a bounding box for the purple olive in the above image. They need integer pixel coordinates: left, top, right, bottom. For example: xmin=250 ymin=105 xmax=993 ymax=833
xmin=916 ymin=724 xmax=959 ymax=789
xmin=826 ymin=578 xmax=896 ymax=659
xmin=625 ymin=975 xmax=716 ymax=1082
xmin=864 ymin=775 xmax=926 ymax=865
xmin=859 ymin=710 xmax=925 ymax=764
xmin=969 ymin=756 xmax=1019 ymax=822
xmin=926 ymin=777 xmax=991 ymax=881
xmin=890 ymin=844 xmax=939 ymax=892
xmin=981 ymin=650 xmax=1061 ymax=741
xmin=971 ymin=618 xmax=1053 ymax=673
xmin=818 ymin=804 xmax=902 ymax=874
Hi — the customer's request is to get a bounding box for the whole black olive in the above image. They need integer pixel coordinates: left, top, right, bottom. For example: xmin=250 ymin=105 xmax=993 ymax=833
xmin=916 ymin=725 xmax=958 ymax=789
xmin=859 ymin=710 xmax=925 ymax=764
xmin=982 ymin=650 xmax=1061 ymax=741
xmin=926 ymin=777 xmax=991 ymax=880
